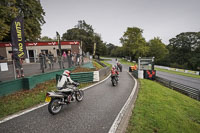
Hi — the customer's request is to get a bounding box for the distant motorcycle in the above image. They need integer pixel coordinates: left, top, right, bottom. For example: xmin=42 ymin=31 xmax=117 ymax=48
xmin=45 ymin=83 xmax=84 ymax=115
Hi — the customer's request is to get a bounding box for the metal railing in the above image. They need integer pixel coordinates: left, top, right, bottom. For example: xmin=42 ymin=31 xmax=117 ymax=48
xmin=156 ymin=76 xmax=200 ymax=101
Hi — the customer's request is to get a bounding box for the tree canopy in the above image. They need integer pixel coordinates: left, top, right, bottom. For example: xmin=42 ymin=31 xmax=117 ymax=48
xmin=167 ymin=32 xmax=200 ymax=70
xmin=120 ymin=27 xmax=149 ymax=60
xmin=147 ymin=37 xmax=168 ymax=63
xmin=0 ymin=0 xmax=45 ymax=41
xmin=62 ymin=20 xmax=106 ymax=56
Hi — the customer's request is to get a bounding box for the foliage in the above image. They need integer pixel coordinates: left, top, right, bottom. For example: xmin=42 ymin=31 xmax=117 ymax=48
xmin=120 ymin=27 xmax=149 ymax=60
xmin=127 ymin=79 xmax=200 ymax=133
xmin=147 ymin=37 xmax=168 ymax=63
xmin=0 ymin=0 xmax=45 ymax=41
xmin=167 ymin=32 xmax=200 ymax=70
xmin=40 ymin=36 xmax=54 ymax=41
xmin=62 ymin=20 xmax=107 ymax=56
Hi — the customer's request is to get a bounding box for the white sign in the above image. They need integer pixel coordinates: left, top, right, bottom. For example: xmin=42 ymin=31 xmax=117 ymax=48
xmin=0 ymin=63 xmax=8 ymax=71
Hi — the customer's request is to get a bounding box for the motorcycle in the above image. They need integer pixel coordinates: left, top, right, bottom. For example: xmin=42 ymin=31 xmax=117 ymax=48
xmin=111 ymin=69 xmax=119 ymax=86
xmin=45 ymin=83 xmax=84 ymax=115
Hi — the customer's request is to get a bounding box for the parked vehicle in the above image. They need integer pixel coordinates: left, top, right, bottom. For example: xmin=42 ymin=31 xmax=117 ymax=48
xmin=45 ymin=83 xmax=84 ymax=115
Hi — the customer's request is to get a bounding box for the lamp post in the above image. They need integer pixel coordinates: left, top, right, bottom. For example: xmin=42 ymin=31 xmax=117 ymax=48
xmin=56 ymin=31 xmax=61 ymax=55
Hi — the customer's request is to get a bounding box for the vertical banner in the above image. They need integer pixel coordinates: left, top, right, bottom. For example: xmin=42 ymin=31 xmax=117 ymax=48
xmin=11 ymin=16 xmax=27 ymax=58
xmin=93 ymin=43 xmax=96 ymax=56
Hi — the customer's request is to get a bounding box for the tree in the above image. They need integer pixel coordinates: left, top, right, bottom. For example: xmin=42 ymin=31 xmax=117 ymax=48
xmin=0 ymin=0 xmax=45 ymax=41
xmin=120 ymin=27 xmax=149 ymax=60
xmin=62 ymin=20 xmax=107 ymax=56
xmin=168 ymin=32 xmax=200 ymax=70
xmin=147 ymin=37 xmax=168 ymax=63
xmin=40 ymin=36 xmax=54 ymax=41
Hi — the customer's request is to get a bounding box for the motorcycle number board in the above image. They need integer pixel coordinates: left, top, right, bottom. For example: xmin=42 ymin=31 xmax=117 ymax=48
xmin=45 ymin=96 xmax=51 ymax=103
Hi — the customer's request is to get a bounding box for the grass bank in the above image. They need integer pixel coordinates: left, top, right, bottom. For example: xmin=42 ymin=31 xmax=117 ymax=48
xmin=127 ymin=79 xmax=200 ymax=133
xmin=155 ymin=68 xmax=200 ymax=79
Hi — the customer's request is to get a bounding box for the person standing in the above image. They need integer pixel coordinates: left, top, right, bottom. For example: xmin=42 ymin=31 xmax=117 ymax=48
xmin=67 ymin=51 xmax=72 ymax=68
xmin=48 ymin=51 xmax=54 ymax=70
xmin=58 ymin=53 xmax=64 ymax=69
xmin=39 ymin=51 xmax=47 ymax=71
xmin=12 ymin=53 xmax=24 ymax=78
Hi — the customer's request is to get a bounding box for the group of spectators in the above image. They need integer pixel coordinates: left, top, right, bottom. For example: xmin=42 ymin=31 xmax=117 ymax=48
xmin=39 ymin=51 xmax=54 ymax=70
xmin=39 ymin=50 xmax=82 ymax=71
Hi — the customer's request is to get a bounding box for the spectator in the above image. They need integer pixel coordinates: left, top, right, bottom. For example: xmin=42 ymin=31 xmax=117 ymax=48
xmin=12 ymin=53 xmax=24 ymax=78
xmin=47 ymin=51 xmax=54 ymax=70
xmin=58 ymin=52 xmax=64 ymax=69
xmin=67 ymin=51 xmax=72 ymax=68
xmin=39 ymin=51 xmax=47 ymax=70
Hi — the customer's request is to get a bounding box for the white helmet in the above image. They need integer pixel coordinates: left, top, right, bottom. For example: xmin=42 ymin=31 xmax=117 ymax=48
xmin=63 ymin=70 xmax=70 ymax=77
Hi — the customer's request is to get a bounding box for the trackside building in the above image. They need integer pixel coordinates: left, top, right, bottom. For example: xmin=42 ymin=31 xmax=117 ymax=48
xmin=0 ymin=41 xmax=80 ymax=63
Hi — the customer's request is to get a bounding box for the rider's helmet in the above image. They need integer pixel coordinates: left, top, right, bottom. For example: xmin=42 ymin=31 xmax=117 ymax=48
xmin=63 ymin=70 xmax=70 ymax=77
xmin=112 ymin=65 xmax=115 ymax=70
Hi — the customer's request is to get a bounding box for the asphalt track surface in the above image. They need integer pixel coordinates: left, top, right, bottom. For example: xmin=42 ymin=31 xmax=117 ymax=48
xmin=157 ymin=71 xmax=200 ymax=90
xmin=0 ymin=59 xmax=135 ymax=133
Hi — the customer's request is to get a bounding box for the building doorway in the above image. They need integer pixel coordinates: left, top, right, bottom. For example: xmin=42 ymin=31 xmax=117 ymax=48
xmin=28 ymin=50 xmax=35 ymax=62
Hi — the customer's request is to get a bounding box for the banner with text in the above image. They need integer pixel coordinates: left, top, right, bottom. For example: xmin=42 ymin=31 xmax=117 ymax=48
xmin=11 ymin=16 xmax=27 ymax=58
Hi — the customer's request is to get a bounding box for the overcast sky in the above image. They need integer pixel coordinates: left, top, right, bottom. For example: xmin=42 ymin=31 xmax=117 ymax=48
xmin=40 ymin=0 xmax=200 ymax=46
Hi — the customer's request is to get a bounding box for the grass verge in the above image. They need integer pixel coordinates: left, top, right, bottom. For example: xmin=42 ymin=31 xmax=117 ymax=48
xmin=0 ymin=80 xmax=56 ymax=119
xmin=0 ymin=80 xmax=96 ymax=119
xmin=155 ymin=68 xmax=200 ymax=79
xmin=126 ymin=79 xmax=200 ymax=133
xmin=100 ymin=61 xmax=112 ymax=69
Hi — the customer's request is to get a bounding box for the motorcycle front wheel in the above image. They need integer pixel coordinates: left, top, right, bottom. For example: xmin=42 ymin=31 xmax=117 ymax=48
xmin=48 ymin=98 xmax=63 ymax=115
xmin=76 ymin=90 xmax=84 ymax=102
xmin=112 ymin=78 xmax=117 ymax=86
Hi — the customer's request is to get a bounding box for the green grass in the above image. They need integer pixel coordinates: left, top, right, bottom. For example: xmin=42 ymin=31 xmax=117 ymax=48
xmin=0 ymin=80 xmax=57 ymax=119
xmin=127 ymin=79 xmax=200 ymax=133
xmin=100 ymin=61 xmax=112 ymax=69
xmin=155 ymin=68 xmax=200 ymax=79
xmin=93 ymin=60 xmax=104 ymax=70
xmin=0 ymin=80 xmax=95 ymax=119
xmin=120 ymin=59 xmax=136 ymax=66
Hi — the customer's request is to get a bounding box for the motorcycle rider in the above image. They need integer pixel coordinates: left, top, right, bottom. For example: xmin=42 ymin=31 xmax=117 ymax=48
xmin=57 ymin=70 xmax=79 ymax=101
xmin=57 ymin=70 xmax=79 ymax=90
xmin=111 ymin=65 xmax=119 ymax=79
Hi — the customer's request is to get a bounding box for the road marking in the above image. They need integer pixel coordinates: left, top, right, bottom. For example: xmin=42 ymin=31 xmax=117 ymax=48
xmin=0 ymin=74 xmax=111 ymax=124
xmin=108 ymin=71 xmax=137 ymax=133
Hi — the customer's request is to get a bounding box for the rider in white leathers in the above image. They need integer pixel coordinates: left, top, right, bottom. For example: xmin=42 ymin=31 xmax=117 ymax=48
xmin=57 ymin=70 xmax=79 ymax=90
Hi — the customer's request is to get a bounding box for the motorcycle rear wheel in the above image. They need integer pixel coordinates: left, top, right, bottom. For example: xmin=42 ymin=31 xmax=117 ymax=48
xmin=48 ymin=98 xmax=63 ymax=115
xmin=76 ymin=90 xmax=84 ymax=102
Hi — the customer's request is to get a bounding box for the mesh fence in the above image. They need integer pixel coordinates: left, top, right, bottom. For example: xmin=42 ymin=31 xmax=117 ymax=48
xmin=0 ymin=56 xmax=91 ymax=82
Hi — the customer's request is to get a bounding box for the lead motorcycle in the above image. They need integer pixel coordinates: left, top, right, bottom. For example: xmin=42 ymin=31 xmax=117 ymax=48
xmin=45 ymin=83 xmax=84 ymax=115
xmin=111 ymin=66 xmax=119 ymax=86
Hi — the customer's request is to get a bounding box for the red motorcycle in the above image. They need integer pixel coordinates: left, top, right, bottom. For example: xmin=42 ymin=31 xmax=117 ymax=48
xmin=111 ymin=66 xmax=119 ymax=86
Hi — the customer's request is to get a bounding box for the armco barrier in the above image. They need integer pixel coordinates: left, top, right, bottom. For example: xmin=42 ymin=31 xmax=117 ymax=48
xmin=156 ymin=76 xmax=200 ymax=101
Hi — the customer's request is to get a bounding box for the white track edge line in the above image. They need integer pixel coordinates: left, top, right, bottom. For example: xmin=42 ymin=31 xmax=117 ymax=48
xmin=108 ymin=71 xmax=137 ymax=133
xmin=0 ymin=73 xmax=111 ymax=124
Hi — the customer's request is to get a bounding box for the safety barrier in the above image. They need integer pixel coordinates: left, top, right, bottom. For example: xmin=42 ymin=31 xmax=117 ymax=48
xmin=155 ymin=65 xmax=200 ymax=75
xmin=156 ymin=76 xmax=200 ymax=101
xmin=0 ymin=66 xmax=110 ymax=97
